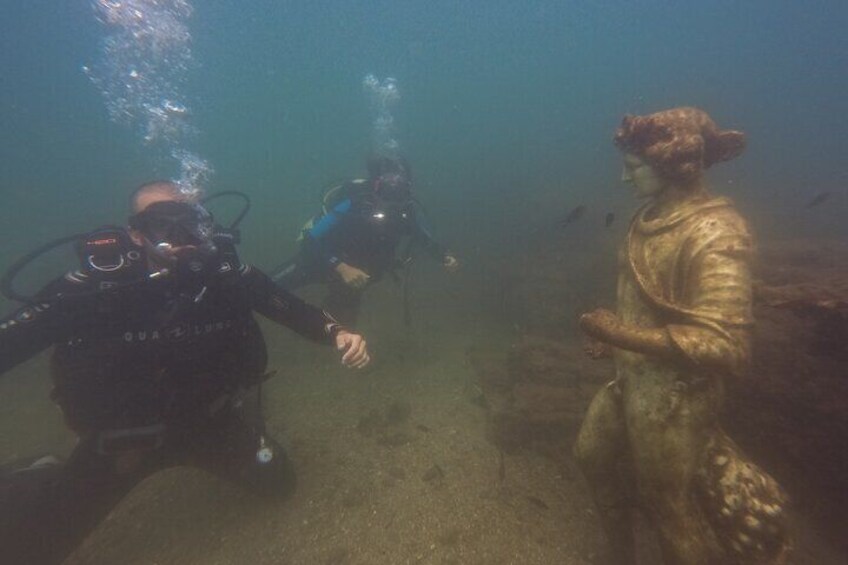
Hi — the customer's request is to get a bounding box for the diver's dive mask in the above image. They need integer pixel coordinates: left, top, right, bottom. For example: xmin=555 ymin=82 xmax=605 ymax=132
xmin=129 ymin=200 xmax=217 ymax=268
xmin=369 ymin=173 xmax=413 ymax=225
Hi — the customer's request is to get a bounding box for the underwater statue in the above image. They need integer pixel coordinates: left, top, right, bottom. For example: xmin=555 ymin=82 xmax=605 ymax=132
xmin=574 ymin=107 xmax=790 ymax=564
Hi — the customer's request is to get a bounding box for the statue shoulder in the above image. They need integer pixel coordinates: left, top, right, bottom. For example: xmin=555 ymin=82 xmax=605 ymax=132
xmin=687 ymin=198 xmax=754 ymax=255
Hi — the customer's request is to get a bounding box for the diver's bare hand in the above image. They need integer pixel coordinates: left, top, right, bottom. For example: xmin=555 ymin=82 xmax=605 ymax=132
xmin=335 ymin=262 xmax=370 ymax=289
xmin=579 ymin=308 xmax=621 ymax=343
xmin=336 ymin=330 xmax=370 ymax=369
xmin=443 ymin=253 xmax=460 ymax=273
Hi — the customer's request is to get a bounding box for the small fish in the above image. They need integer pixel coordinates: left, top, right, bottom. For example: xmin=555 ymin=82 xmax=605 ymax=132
xmin=558 ymin=205 xmax=586 ymax=228
xmin=805 ymin=192 xmax=831 ymax=209
xmin=422 ymin=464 xmax=445 ymax=483
xmin=498 ymin=449 xmax=505 ymax=482
xmin=605 ymin=212 xmax=615 ymax=228
xmin=526 ymin=495 xmax=549 ymax=510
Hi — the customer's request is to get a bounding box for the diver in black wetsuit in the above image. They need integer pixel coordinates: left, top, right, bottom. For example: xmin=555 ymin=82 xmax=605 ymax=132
xmin=0 ymin=181 xmax=370 ymax=565
xmin=271 ymin=154 xmax=459 ymax=326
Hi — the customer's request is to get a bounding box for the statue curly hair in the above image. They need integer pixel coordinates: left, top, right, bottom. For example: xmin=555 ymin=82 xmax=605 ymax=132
xmin=614 ymin=107 xmax=746 ymax=183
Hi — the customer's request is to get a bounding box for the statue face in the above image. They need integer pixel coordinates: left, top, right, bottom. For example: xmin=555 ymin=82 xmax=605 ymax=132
xmin=622 ymin=153 xmax=666 ymax=198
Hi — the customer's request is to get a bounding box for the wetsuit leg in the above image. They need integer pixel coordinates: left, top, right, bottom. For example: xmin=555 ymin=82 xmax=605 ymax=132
xmin=325 ymin=278 xmax=363 ymax=327
xmin=0 ymin=438 xmax=162 ymax=565
xmin=185 ymin=411 xmax=297 ymax=501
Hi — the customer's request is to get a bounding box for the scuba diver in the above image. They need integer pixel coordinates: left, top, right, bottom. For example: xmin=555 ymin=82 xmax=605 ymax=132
xmin=0 ymin=181 xmax=370 ymax=565
xmin=271 ymin=154 xmax=459 ymax=326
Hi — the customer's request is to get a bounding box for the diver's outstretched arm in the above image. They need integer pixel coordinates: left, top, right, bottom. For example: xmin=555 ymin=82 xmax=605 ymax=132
xmin=243 ymin=265 xmax=342 ymax=345
xmin=0 ymin=276 xmax=77 ymax=375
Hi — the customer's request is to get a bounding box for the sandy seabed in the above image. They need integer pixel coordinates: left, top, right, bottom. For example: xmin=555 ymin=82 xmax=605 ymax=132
xmin=61 ymin=322 xmax=610 ymax=565
xmin=0 ymin=272 xmax=844 ymax=565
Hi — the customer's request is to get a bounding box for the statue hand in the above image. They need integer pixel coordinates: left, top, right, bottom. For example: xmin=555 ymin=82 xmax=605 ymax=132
xmin=580 ymin=308 xmax=622 ymax=342
xmin=583 ymin=338 xmax=613 ymax=359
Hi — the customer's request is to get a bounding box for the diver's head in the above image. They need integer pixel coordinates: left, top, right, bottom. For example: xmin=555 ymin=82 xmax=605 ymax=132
xmin=130 ymin=180 xmax=186 ymax=215
xmin=367 ymin=153 xmax=413 ymax=202
xmin=128 ymin=181 xmax=216 ymax=269
xmin=373 ymin=171 xmax=413 ymax=203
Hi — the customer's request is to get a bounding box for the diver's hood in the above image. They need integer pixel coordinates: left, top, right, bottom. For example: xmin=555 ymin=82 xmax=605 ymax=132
xmin=373 ymin=173 xmax=412 ymax=203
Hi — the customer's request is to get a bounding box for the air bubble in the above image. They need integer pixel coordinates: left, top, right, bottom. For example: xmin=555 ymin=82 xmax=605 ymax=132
xmin=363 ymin=74 xmax=402 ymax=156
xmin=86 ymin=1 xmax=212 ymax=194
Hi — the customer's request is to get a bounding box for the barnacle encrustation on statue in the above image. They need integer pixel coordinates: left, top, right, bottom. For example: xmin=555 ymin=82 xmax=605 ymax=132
xmin=696 ymin=434 xmax=791 ymax=564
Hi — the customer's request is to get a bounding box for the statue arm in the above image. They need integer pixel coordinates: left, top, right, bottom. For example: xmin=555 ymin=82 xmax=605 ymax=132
xmin=580 ymin=310 xmax=677 ymax=359
xmin=666 ymin=234 xmax=753 ymax=375
xmin=605 ymin=324 xmax=675 ymax=358
xmin=583 ymin=217 xmax=753 ymax=374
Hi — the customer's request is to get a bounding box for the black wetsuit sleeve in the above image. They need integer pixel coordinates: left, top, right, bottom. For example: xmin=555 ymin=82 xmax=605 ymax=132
xmin=300 ymin=234 xmax=343 ymax=274
xmin=300 ymin=198 xmax=353 ymax=272
xmin=0 ymin=277 xmax=74 ymax=375
xmin=241 ymin=265 xmax=342 ymax=344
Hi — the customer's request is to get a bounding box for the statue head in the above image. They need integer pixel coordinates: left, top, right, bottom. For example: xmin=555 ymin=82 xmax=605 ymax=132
xmin=614 ymin=107 xmax=746 ymax=197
